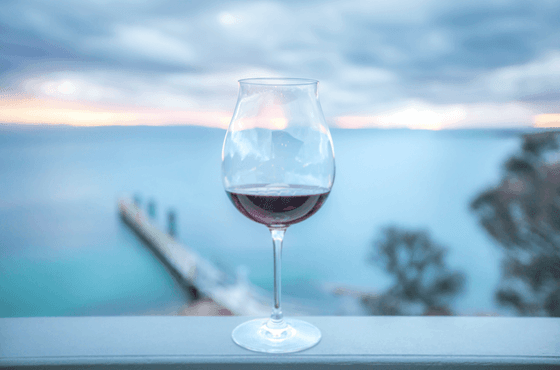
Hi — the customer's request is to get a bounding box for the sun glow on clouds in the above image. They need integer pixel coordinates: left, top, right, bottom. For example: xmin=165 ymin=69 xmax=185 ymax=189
xmin=0 ymin=96 xmax=232 ymax=128
xmin=535 ymin=114 xmax=560 ymax=128
xmin=2 ymin=95 xmax=551 ymax=131
xmin=336 ymin=101 xmax=546 ymax=130
xmin=336 ymin=102 xmax=467 ymax=130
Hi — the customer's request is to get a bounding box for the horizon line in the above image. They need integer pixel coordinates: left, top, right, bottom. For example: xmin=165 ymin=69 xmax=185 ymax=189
xmin=0 ymin=122 xmax=549 ymax=131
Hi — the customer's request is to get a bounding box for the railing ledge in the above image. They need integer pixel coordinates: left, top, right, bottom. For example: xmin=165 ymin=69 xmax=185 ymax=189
xmin=1 ymin=316 xmax=559 ymax=369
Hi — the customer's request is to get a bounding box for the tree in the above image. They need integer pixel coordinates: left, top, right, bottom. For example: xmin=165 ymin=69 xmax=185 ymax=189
xmin=362 ymin=227 xmax=465 ymax=316
xmin=471 ymin=131 xmax=560 ymax=316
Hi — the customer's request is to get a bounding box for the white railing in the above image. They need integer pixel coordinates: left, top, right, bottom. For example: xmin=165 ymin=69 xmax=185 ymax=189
xmin=1 ymin=316 xmax=559 ymax=369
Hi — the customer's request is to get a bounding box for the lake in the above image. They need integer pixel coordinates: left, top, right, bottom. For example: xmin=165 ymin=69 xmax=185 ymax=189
xmin=0 ymin=125 xmax=522 ymax=316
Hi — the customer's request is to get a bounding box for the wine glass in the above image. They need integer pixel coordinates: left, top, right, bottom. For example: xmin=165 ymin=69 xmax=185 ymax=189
xmin=222 ymin=78 xmax=335 ymax=353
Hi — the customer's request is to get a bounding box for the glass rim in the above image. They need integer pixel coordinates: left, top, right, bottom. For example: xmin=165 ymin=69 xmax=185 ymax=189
xmin=238 ymin=78 xmax=318 ymax=86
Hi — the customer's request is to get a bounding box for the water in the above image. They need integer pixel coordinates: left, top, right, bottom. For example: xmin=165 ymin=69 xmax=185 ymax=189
xmin=0 ymin=125 xmax=521 ymax=316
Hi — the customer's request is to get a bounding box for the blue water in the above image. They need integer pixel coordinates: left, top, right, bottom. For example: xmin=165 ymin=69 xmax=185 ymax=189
xmin=0 ymin=125 xmax=521 ymax=316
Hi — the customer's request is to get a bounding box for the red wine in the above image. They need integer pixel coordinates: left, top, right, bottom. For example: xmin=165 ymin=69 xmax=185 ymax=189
xmin=226 ymin=184 xmax=330 ymax=227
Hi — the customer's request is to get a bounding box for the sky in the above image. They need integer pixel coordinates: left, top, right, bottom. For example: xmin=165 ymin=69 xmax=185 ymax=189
xmin=0 ymin=0 xmax=559 ymax=129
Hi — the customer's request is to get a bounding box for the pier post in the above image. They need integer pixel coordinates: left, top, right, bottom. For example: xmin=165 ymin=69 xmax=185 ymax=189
xmin=168 ymin=210 xmax=177 ymax=237
xmin=147 ymin=200 xmax=156 ymax=219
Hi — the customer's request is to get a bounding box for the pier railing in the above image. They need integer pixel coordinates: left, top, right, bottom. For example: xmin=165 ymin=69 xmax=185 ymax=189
xmin=1 ymin=316 xmax=559 ymax=369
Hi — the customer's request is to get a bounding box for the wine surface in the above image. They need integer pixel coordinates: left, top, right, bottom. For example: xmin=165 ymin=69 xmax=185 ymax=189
xmin=226 ymin=184 xmax=330 ymax=227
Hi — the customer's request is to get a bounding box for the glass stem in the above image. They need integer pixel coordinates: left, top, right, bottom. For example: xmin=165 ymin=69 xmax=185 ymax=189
xmin=268 ymin=227 xmax=287 ymax=330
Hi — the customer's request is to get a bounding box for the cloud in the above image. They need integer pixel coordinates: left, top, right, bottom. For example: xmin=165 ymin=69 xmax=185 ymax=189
xmin=452 ymin=102 xmax=536 ymax=128
xmin=483 ymin=51 xmax=560 ymax=99
xmin=15 ymin=66 xmax=281 ymax=112
xmin=336 ymin=101 xmax=536 ymax=130
xmin=0 ymin=0 xmax=559 ymax=127
xmin=22 ymin=73 xmax=125 ymax=102
xmin=0 ymin=95 xmax=232 ymax=128
xmin=337 ymin=101 xmax=467 ymax=130
xmin=87 ymin=25 xmax=197 ymax=66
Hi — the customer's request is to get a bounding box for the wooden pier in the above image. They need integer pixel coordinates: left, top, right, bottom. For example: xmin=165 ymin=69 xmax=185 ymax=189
xmin=118 ymin=198 xmax=270 ymax=316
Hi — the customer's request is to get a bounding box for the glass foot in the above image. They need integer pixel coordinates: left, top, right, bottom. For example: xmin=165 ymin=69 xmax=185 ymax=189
xmin=232 ymin=318 xmax=321 ymax=353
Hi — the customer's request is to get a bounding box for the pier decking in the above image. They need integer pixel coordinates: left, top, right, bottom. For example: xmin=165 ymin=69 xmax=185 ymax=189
xmin=118 ymin=198 xmax=270 ymax=316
